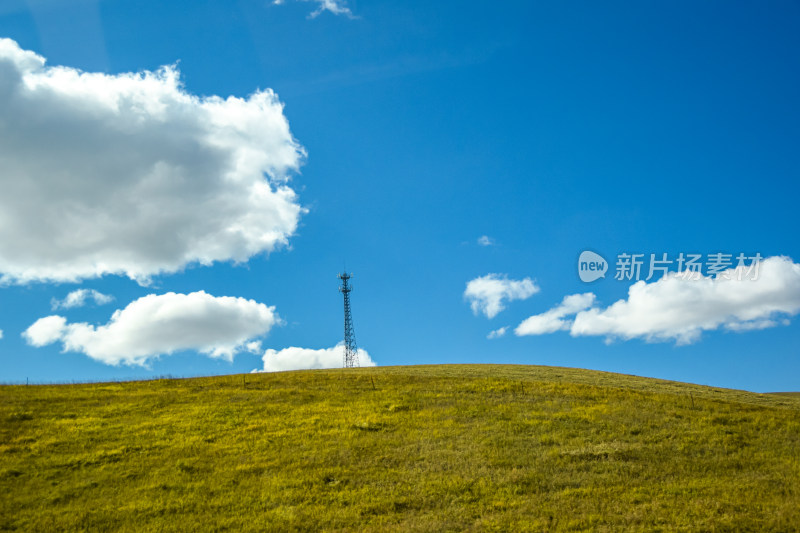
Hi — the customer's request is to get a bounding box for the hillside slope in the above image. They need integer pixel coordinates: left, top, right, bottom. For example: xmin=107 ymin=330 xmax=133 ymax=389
xmin=2 ymin=365 xmax=799 ymax=531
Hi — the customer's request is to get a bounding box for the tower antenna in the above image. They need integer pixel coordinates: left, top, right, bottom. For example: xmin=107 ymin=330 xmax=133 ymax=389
xmin=338 ymin=271 xmax=359 ymax=368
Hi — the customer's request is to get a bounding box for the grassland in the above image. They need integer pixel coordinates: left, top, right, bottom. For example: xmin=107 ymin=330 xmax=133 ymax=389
xmin=1 ymin=364 xmax=799 ymax=531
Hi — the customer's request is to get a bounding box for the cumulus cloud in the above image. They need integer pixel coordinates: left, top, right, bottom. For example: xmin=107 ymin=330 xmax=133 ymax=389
xmin=487 ymin=326 xmax=507 ymax=339
xmin=255 ymin=343 xmax=376 ymax=372
xmin=477 ymin=235 xmax=494 ymax=246
xmin=245 ymin=340 xmax=263 ymax=354
xmin=273 ymin=0 xmax=354 ymax=18
xmin=515 ymin=293 xmax=596 ymax=336
xmin=725 ymin=318 xmax=790 ymax=332
xmin=51 ymin=289 xmax=114 ymax=310
xmin=0 ymin=329 xmax=3 ymax=339
xmin=464 ymin=274 xmax=539 ymax=319
xmin=23 ymin=291 xmax=278 ymax=366
xmin=0 ymin=38 xmax=305 ymax=285
xmin=22 ymin=315 xmax=67 ymax=347
xmin=516 ymin=256 xmax=800 ymax=344
xmin=309 ymin=0 xmax=353 ymax=17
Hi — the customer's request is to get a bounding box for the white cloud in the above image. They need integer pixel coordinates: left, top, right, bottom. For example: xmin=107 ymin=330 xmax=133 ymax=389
xmin=23 ymin=291 xmax=279 ymax=366
xmin=464 ymin=274 xmax=539 ymax=319
xmin=309 ymin=0 xmax=354 ymax=18
xmin=0 ymin=38 xmax=305 ymax=285
xmin=515 ymin=293 xmax=596 ymax=336
xmin=51 ymin=289 xmax=114 ymax=310
xmin=255 ymin=343 xmax=376 ymax=372
xmin=723 ymin=319 xmax=784 ymax=332
xmin=22 ymin=315 xmax=67 ymax=347
xmin=274 ymin=0 xmax=354 ymax=18
xmin=487 ymin=326 xmax=507 ymax=339
xmin=246 ymin=340 xmax=263 ymax=354
xmin=515 ymin=256 xmax=800 ymax=344
xmin=0 ymin=329 xmax=3 ymax=340
xmin=477 ymin=235 xmax=494 ymax=246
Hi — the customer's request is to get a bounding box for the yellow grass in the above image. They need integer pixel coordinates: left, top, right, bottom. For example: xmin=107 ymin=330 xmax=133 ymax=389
xmin=2 ymin=364 xmax=799 ymax=531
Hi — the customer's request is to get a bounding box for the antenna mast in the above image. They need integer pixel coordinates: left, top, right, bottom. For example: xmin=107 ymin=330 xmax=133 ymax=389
xmin=338 ymin=271 xmax=359 ymax=368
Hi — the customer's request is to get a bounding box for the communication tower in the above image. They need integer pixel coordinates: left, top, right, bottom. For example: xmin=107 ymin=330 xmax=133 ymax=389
xmin=338 ymin=271 xmax=359 ymax=368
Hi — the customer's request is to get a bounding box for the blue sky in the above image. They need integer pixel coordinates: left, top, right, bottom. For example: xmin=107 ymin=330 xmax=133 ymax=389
xmin=0 ymin=0 xmax=798 ymax=391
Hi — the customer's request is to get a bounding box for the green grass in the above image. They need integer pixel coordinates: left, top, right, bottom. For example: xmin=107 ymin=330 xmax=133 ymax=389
xmin=2 ymin=364 xmax=799 ymax=531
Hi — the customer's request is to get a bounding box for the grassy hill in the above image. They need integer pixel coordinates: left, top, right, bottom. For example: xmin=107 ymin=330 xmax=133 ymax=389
xmin=2 ymin=365 xmax=799 ymax=531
